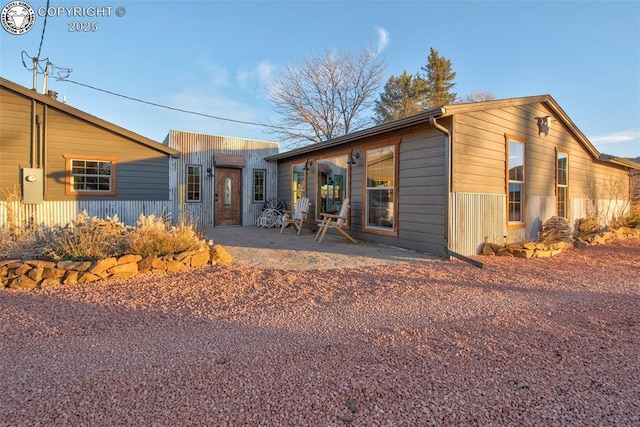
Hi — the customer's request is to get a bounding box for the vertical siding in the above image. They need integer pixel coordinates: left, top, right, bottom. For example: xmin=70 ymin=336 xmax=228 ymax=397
xmin=450 ymin=192 xmax=506 ymax=256
xmin=571 ymin=197 xmax=630 ymax=227
xmin=526 ymin=195 xmax=557 ymax=240
xmin=0 ymin=200 xmax=171 ymax=228
xmin=166 ymin=131 xmax=278 ymax=229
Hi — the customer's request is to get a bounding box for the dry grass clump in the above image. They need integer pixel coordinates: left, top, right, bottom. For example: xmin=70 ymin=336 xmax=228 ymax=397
xmin=124 ymin=213 xmax=203 ymax=256
xmin=46 ymin=211 xmax=129 ymax=261
xmin=1 ymin=211 xmax=206 ymax=262
xmin=576 ymin=217 xmax=601 ymax=235
xmin=624 ymin=202 xmax=640 ymax=227
xmin=0 ymin=224 xmax=48 ymax=260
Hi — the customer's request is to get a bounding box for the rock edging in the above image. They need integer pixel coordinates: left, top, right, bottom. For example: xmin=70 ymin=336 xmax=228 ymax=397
xmin=481 ymin=226 xmax=640 ymax=258
xmin=1 ymin=244 xmax=233 ymax=290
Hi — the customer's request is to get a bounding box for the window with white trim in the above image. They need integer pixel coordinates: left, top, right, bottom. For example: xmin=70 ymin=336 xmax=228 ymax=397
xmin=65 ymin=156 xmax=116 ymax=196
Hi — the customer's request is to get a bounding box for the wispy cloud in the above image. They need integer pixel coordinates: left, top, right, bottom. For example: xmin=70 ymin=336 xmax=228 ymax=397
xmin=590 ymin=129 xmax=640 ymax=157
xmin=166 ymin=90 xmax=269 ymax=139
xmin=237 ymin=60 xmax=276 ymax=93
xmin=375 ymin=26 xmax=390 ymax=54
xmin=590 ymin=129 xmax=640 ymax=145
xmin=203 ymin=63 xmax=230 ymax=87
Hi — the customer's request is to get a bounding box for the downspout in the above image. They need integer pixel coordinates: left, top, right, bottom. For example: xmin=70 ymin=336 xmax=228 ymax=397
xmin=42 ymin=104 xmax=48 ymax=198
xmin=30 ymin=100 xmax=37 ymax=168
xmin=429 ymin=116 xmax=484 ymax=268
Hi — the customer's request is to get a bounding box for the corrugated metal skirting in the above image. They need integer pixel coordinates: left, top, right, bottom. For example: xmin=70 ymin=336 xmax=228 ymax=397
xmin=0 ymin=200 xmax=171 ymax=228
xmin=450 ymin=192 xmax=506 ymax=256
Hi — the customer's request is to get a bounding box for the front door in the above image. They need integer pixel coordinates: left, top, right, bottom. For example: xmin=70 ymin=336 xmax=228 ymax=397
xmin=215 ymin=168 xmax=241 ymax=226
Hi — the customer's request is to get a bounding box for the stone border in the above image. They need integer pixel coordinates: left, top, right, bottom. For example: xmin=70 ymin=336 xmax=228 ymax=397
xmin=481 ymin=226 xmax=640 ymax=259
xmin=1 ymin=244 xmax=233 ymax=290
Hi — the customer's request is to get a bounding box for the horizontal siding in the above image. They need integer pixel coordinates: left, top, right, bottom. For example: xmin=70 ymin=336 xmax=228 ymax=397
xmin=0 ymin=87 xmax=34 ymax=194
xmin=453 ymin=103 xmax=630 ymax=202
xmin=46 ymin=109 xmax=172 ymax=201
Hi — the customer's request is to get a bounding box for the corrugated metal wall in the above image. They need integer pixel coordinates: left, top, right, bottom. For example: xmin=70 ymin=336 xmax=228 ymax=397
xmin=449 ymin=193 xmax=631 ymax=256
xmin=166 ymin=131 xmax=279 ymax=229
xmin=0 ymin=200 xmax=170 ymax=228
xmin=450 ymin=192 xmax=506 ymax=256
xmin=571 ymin=197 xmax=630 ymax=228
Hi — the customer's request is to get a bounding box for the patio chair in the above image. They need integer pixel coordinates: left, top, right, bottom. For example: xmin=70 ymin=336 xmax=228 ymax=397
xmin=280 ymin=197 xmax=316 ymax=235
xmin=315 ymin=198 xmax=356 ymax=244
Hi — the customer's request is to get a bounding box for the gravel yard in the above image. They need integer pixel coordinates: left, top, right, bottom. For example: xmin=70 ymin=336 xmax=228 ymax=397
xmin=1 ymin=239 xmax=639 ymax=426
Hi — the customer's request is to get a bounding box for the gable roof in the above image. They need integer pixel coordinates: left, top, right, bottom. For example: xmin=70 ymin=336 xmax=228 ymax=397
xmin=0 ymin=76 xmax=180 ymax=157
xmin=267 ymin=94 xmax=640 ymax=170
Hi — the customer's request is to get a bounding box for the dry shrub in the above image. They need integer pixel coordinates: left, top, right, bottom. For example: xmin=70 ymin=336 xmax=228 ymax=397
xmin=124 ymin=213 xmax=203 ymax=256
xmin=0 ymin=225 xmax=48 ymax=260
xmin=625 ymin=203 xmax=640 ymax=228
xmin=46 ymin=211 xmax=128 ymax=261
xmin=576 ymin=217 xmax=601 ymax=235
xmin=210 ymin=244 xmax=233 ymax=264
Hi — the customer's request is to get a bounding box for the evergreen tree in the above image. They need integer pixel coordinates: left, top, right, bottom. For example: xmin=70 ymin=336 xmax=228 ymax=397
xmin=420 ymin=47 xmax=457 ymax=107
xmin=373 ymin=71 xmax=428 ymax=124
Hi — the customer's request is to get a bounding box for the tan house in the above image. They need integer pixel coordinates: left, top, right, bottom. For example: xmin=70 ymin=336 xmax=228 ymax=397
xmin=267 ymin=95 xmax=639 ymax=256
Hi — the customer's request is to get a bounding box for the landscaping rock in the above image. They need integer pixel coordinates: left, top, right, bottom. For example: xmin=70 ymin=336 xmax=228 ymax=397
xmin=90 ymin=257 xmax=118 ymax=274
xmin=137 ymin=256 xmax=156 ymax=273
xmin=189 ymin=250 xmax=210 ymax=267
xmin=8 ymin=275 xmax=38 ymax=290
xmin=108 ymin=262 xmax=138 ymax=275
xmin=57 ymin=261 xmax=92 ymax=272
xmin=166 ymin=260 xmax=185 ymax=272
xmin=117 ymin=254 xmax=142 ymax=265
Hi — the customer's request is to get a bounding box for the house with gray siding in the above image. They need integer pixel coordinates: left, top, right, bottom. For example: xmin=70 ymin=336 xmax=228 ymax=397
xmin=0 ymin=77 xmax=279 ymax=231
xmin=0 ymin=76 xmax=180 ymax=227
xmin=267 ymin=95 xmax=639 ymax=257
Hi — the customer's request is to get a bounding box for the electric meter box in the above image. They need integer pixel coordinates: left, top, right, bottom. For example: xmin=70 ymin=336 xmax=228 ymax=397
xmin=22 ymin=168 xmax=44 ymax=204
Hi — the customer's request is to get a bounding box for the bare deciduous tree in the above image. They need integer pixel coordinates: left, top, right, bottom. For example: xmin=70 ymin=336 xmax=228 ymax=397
xmin=268 ymin=47 xmax=386 ymax=148
xmin=457 ymin=90 xmax=496 ymax=103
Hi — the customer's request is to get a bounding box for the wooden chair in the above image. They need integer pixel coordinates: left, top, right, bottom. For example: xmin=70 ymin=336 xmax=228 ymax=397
xmin=280 ymin=197 xmax=316 ymax=235
xmin=315 ymin=198 xmax=356 ymax=244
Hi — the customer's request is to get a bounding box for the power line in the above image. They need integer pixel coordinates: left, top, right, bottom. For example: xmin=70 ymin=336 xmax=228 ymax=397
xmin=55 ymin=77 xmax=292 ymax=131
xmin=36 ymin=0 xmax=50 ymax=59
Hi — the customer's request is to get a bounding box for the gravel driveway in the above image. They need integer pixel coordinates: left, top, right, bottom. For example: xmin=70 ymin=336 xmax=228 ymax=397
xmin=1 ymin=239 xmax=638 ymax=426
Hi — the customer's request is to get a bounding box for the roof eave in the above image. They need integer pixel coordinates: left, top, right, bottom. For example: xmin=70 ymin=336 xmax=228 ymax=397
xmin=265 ymin=107 xmax=445 ymax=160
xmin=599 ymin=154 xmax=640 ymax=170
xmin=0 ymin=76 xmax=180 ymax=157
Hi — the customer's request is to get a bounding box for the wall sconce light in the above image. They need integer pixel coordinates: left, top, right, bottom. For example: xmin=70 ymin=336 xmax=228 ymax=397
xmin=534 ymin=116 xmax=552 ymax=136
xmin=206 ymin=167 xmax=214 ymax=178
xmin=302 ymin=158 xmax=313 ymax=171
xmin=347 ymin=151 xmax=360 ymax=165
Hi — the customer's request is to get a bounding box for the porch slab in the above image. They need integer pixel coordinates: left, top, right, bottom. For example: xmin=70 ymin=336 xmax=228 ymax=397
xmin=206 ymin=226 xmax=438 ymax=271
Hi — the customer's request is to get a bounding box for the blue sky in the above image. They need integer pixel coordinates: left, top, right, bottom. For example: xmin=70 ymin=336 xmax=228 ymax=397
xmin=1 ymin=0 xmax=639 ymax=158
